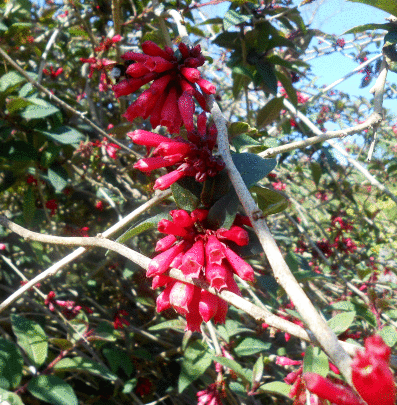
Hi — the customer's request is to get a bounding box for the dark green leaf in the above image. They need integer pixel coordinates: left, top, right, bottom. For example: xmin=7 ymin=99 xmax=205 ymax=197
xmin=38 ymin=126 xmax=85 ymax=145
xmin=254 ymin=59 xmax=278 ymax=94
xmin=0 ymin=339 xmax=23 ymax=390
xmin=232 ymin=153 xmax=276 ymax=188
xmin=310 ymin=162 xmax=322 ymax=186
xmin=0 ymin=388 xmax=24 ymax=405
xmin=48 ymin=165 xmax=68 ymax=192
xmin=223 ymin=10 xmax=251 ymax=31
xmin=207 ymin=190 xmax=239 ymax=230
xmin=212 ymin=356 xmax=252 ymax=383
xmin=41 ymin=145 xmax=62 ymax=168
xmin=11 ymin=314 xmax=48 ymax=367
xmin=276 ymin=71 xmax=298 ymax=106
xmin=28 ymin=375 xmax=78 ymax=405
xmin=252 ymin=185 xmax=289 ymax=216
xmin=213 ymin=31 xmax=240 ymax=50
xmin=265 ymin=35 xmax=295 ymax=51
xmin=148 ymin=319 xmax=186 ymax=331
xmin=232 ymin=71 xmax=251 ymax=98
xmin=327 ymin=311 xmax=356 ymax=335
xmin=116 ymin=212 xmax=169 ymax=244
xmin=256 ymin=97 xmax=284 ymax=128
xmin=343 ymin=23 xmax=392 ymax=35
xmin=23 ymin=186 xmax=36 ymax=225
xmin=53 ymin=357 xmax=118 ymax=381
xmin=232 ymin=134 xmax=261 ymax=153
xmin=178 ymin=340 xmax=212 ymax=393
xmin=258 ymin=381 xmax=291 ymax=397
xmin=303 ymin=347 xmax=329 ymax=377
xmin=102 ymin=346 xmax=134 ymax=377
xmin=48 ymin=338 xmax=74 ymax=350
xmin=6 ymin=97 xmax=32 ymax=113
xmin=347 ymin=0 xmax=397 ymax=17
xmin=229 ymin=121 xmax=259 ymax=139
xmin=231 ymin=65 xmax=255 ymax=81
xmin=217 ymin=319 xmax=253 ymax=342
xmin=0 ymin=141 xmax=38 ymax=161
xmin=171 ymin=176 xmax=202 ymax=211
xmin=234 ymin=337 xmax=271 ymax=356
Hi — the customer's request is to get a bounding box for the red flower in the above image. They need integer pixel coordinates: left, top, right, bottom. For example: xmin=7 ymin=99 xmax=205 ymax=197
xmin=80 ymin=58 xmax=116 ymax=91
xmin=44 ymin=291 xmax=86 ymax=319
xmin=45 ymin=199 xmax=58 ymax=216
xmin=95 ymin=34 xmax=122 ymax=52
xmin=129 ymin=112 xmax=224 ymax=189
xmin=113 ymin=309 xmax=130 ymax=330
xmin=102 ymin=137 xmax=121 ymax=159
xmin=112 ymin=41 xmax=216 ymax=134
xmin=148 ymin=209 xmax=254 ymax=331
xmin=95 ymin=201 xmax=104 ymax=211
xmin=42 ymin=66 xmax=63 ymax=79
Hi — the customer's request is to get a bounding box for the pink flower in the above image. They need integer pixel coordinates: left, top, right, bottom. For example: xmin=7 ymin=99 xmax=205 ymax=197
xmin=95 ymin=201 xmax=104 ymax=211
xmin=0 ymin=243 xmax=6 ymax=251
xmin=102 ymin=138 xmax=121 ymax=159
xmin=112 ymin=41 xmax=216 ymax=134
xmin=44 ymin=291 xmax=87 ymax=320
xmin=197 ymin=383 xmax=223 ymax=405
xmin=129 ymin=112 xmax=224 ymax=189
xmin=149 ymin=209 xmax=254 ymax=331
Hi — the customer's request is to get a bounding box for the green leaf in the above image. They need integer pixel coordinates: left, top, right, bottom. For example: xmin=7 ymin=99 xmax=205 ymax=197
xmin=11 ymin=314 xmax=48 ymax=367
xmin=179 ymin=340 xmax=212 ymax=393
xmin=0 ymin=141 xmax=38 ymax=161
xmin=21 ymin=99 xmax=60 ymax=119
xmin=23 ymin=186 xmax=36 ymax=225
xmin=256 ymin=97 xmax=284 ymax=128
xmin=223 ymin=10 xmax=251 ymax=31
xmin=38 ymin=126 xmax=85 ymax=145
xmin=41 ymin=145 xmax=62 ymax=168
xmin=53 ymin=357 xmax=118 ymax=381
xmin=276 ymin=71 xmax=298 ymax=106
xmin=28 ymin=375 xmax=78 ymax=405
xmin=6 ymin=97 xmax=32 ymax=113
xmin=259 ymin=381 xmax=291 ymax=397
xmin=343 ymin=23 xmax=392 ymax=35
xmin=212 ymin=356 xmax=252 ymax=383
xmin=303 ymin=347 xmax=329 ymax=377
xmin=232 ymin=153 xmax=276 ymax=188
xmin=327 ymin=311 xmax=356 ymax=336
xmin=251 ymin=185 xmax=289 ymax=216
xmin=213 ymin=31 xmax=240 ymax=50
xmin=310 ymin=162 xmax=322 ymax=186
xmin=252 ymin=354 xmax=264 ymax=385
xmin=234 ymin=337 xmax=271 ymax=357
xmin=0 ymin=71 xmax=25 ymax=93
xmin=94 ymin=322 xmax=117 ymax=342
xmin=229 ymin=121 xmax=259 ymax=139
xmin=232 ymin=134 xmax=261 ymax=153
xmin=148 ymin=319 xmax=186 ymax=331
xmin=217 ymin=320 xmax=253 ymax=343
xmin=254 ymin=59 xmax=278 ymax=94
xmin=0 ymin=339 xmax=23 ymax=390
xmin=207 ymin=190 xmax=239 ymax=230
xmin=231 ymin=65 xmax=255 ymax=81
xmin=331 ymin=300 xmax=377 ymax=327
xmin=116 ymin=212 xmax=169 ymax=244
xmin=48 ymin=338 xmax=74 ymax=351
xmin=379 ymin=325 xmax=397 ymax=347
xmin=102 ymin=346 xmax=134 ymax=377
xmin=347 ymin=0 xmax=397 ymax=17
xmin=48 ymin=165 xmax=68 ymax=192
xmin=0 ymin=388 xmax=24 ymax=405
xmin=171 ymin=177 xmax=202 ymax=211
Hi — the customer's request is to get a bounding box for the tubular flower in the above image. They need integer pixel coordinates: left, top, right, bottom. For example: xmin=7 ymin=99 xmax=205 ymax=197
xmin=148 ymin=209 xmax=255 ymax=331
xmin=128 ymin=112 xmax=224 ymax=189
xmin=112 ymin=41 xmax=216 ymax=133
xmin=80 ymin=57 xmax=117 ymax=91
xmin=197 ymin=383 xmax=224 ymax=405
xmin=299 ymin=335 xmax=396 ymax=405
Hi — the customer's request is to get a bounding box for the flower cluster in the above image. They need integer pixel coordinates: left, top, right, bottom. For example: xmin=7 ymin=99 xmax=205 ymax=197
xmin=45 ymin=291 xmax=92 ymax=320
xmin=197 ymin=383 xmax=224 ymax=405
xmin=112 ymin=41 xmax=216 ymax=134
xmin=129 ymin=112 xmax=224 ymax=189
xmin=80 ymin=57 xmax=116 ymax=92
xmin=147 ymin=209 xmax=254 ymax=331
xmin=42 ymin=66 xmax=63 ymax=79
xmin=295 ymin=335 xmax=396 ymax=405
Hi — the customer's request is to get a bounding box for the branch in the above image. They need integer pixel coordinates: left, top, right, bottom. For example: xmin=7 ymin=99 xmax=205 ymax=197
xmin=0 ymin=189 xmax=171 ymax=313
xmin=0 ymin=214 xmax=363 ymax=361
xmin=208 ymin=96 xmax=353 ymax=383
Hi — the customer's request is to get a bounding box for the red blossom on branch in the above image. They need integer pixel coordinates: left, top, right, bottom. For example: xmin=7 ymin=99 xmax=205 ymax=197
xmin=128 ymin=112 xmax=224 ymax=189
xmin=80 ymin=57 xmax=116 ymax=91
xmin=112 ymin=40 xmax=216 ymax=134
xmin=42 ymin=66 xmax=63 ymax=79
xmin=148 ymin=209 xmax=255 ymax=331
